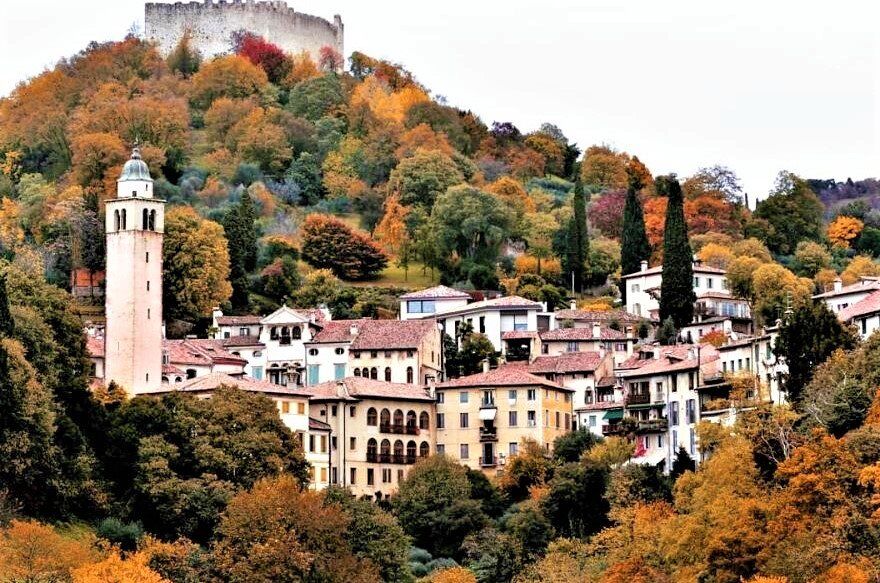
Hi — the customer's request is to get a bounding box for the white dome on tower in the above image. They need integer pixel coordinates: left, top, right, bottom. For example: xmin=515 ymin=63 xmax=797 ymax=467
xmin=119 ymin=146 xmax=152 ymax=182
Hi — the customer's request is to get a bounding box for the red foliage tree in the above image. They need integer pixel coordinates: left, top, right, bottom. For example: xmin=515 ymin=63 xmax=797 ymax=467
xmin=319 ymin=46 xmax=343 ymax=72
xmin=233 ymin=32 xmax=291 ymax=84
xmin=589 ymin=188 xmax=627 ymax=239
xmin=300 ymin=214 xmax=388 ymax=280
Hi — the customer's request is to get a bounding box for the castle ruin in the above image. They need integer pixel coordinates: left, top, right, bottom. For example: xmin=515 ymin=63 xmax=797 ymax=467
xmin=145 ymin=0 xmax=343 ymax=63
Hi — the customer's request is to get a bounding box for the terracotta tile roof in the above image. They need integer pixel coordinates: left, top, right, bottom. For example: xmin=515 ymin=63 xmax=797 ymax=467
xmin=308 ymin=319 xmax=370 ymax=344
xmin=814 ymin=277 xmax=880 ymax=299
xmin=400 ymin=285 xmax=471 ymax=300
xmin=431 ymin=295 xmax=543 ymax=317
xmin=617 ymin=344 xmax=720 ymax=377
xmin=839 ymin=290 xmax=880 ymax=321
xmin=350 ymin=320 xmax=438 ymax=350
xmin=216 ymin=315 xmax=262 ymax=326
xmin=596 ymin=375 xmax=616 ymax=387
xmin=302 ymin=377 xmax=435 ymax=401
xmin=437 ymin=363 xmax=572 ymax=391
xmin=620 ymin=264 xmax=726 ymax=279
xmin=528 ymin=352 xmax=604 ymax=374
xmin=502 ymin=331 xmax=539 ymax=340
xmin=163 ymin=339 xmax=247 ymax=366
xmin=298 ymin=308 xmax=329 ymax=324
xmin=145 ymin=372 xmax=311 ymax=397
xmin=86 ymin=336 xmax=104 ymax=358
xmin=539 ymin=327 xmax=627 ymax=341
xmin=162 ymin=364 xmax=184 ymax=375
xmin=221 ymin=335 xmax=265 ymax=348
xmin=309 ymin=417 xmax=332 ymax=431
xmin=70 ymin=268 xmax=105 ymax=287
xmin=554 ymin=309 xmax=643 ymax=324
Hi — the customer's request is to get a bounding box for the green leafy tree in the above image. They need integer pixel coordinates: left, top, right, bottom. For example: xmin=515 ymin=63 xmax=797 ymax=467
xmin=300 ymin=214 xmax=388 ymax=280
xmin=670 ymin=446 xmax=696 ymax=480
xmin=553 ymin=428 xmax=600 ymax=463
xmin=461 ymin=528 xmax=522 ymax=583
xmin=774 ymin=301 xmax=857 ymax=406
xmin=430 ymin=185 xmax=512 ymax=267
xmin=261 ymin=256 xmax=301 ymax=303
xmin=0 ymin=274 xmax=11 ymax=336
xmin=286 ymin=152 xmax=326 ymax=205
xmin=388 ymin=150 xmax=464 ymax=208
xmin=167 ymin=29 xmax=201 ymax=77
xmin=620 ymin=176 xmax=651 ymax=305
xmin=563 ymin=180 xmax=589 ymax=292
xmin=393 ymin=455 xmax=489 ymax=560
xmin=657 ymin=317 xmax=677 ymax=345
xmin=541 ymin=461 xmax=609 ymax=538
xmin=658 ymin=175 xmax=695 ymax=328
xmin=503 ymin=502 xmax=556 ymax=561
xmin=287 ymin=74 xmax=345 ymax=121
xmin=753 ymin=171 xmax=824 ymax=255
xmin=222 ymin=192 xmax=259 ymax=309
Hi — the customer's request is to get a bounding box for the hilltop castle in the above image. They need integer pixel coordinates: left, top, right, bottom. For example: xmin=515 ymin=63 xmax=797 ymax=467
xmin=145 ymin=0 xmax=343 ymax=63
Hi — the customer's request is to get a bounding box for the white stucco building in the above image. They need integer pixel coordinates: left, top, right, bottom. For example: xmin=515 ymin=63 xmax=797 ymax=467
xmin=621 ymin=259 xmax=728 ymax=322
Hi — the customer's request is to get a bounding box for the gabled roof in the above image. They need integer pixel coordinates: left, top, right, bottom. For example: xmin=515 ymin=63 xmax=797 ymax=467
xmin=502 ymin=331 xmax=539 ymax=340
xmin=308 ymin=319 xmax=370 ymax=344
xmin=261 ymin=305 xmax=323 ymax=326
xmin=437 ymin=364 xmax=572 ymax=391
xmin=144 ymin=372 xmax=311 ymax=397
xmin=621 ymin=264 xmax=726 ymax=279
xmin=221 ymin=335 xmax=265 ymax=348
xmin=429 ymin=295 xmax=543 ymax=318
xmin=164 ymin=339 xmax=247 ymax=366
xmin=528 ymin=352 xmax=604 ymax=374
xmin=814 ymin=277 xmax=880 ymax=299
xmin=216 ymin=315 xmax=262 ymax=326
xmin=350 ymin=320 xmax=437 ymax=350
xmin=302 ymin=377 xmax=435 ymax=401
xmin=399 ymin=285 xmax=471 ymax=300
xmin=839 ymin=290 xmax=880 ymax=322
xmin=554 ymin=308 xmax=643 ymax=324
xmin=539 ymin=327 xmax=627 ymax=341
xmin=617 ymin=344 xmax=719 ymax=378
xmin=309 ymin=417 xmax=332 ymax=432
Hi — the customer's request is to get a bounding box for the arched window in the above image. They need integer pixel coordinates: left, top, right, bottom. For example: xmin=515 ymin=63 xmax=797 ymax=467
xmin=149 ymin=210 xmax=156 ymax=230
xmin=280 ymin=327 xmax=291 ymax=345
xmin=393 ymin=409 xmax=404 ymax=428
xmin=142 ymin=208 xmax=149 ymax=230
xmin=370 ymin=367 xmax=378 ymax=380
xmin=175 ymin=376 xmax=182 ymax=383
xmin=406 ymin=366 xmax=414 ymax=384
xmin=186 ymin=368 xmax=197 ymax=379
xmin=367 ymin=438 xmax=377 ymax=460
xmin=353 ymin=368 xmax=361 ymax=377
xmin=420 ymin=442 xmax=430 ymax=457
xmin=113 ymin=209 xmax=119 ymax=230
xmin=406 ymin=410 xmax=417 ymax=429
xmin=121 ymin=209 xmax=127 ymax=230
xmin=380 ymin=439 xmax=391 ymax=461
xmin=292 ymin=326 xmax=302 ymax=340
xmin=419 ymin=411 xmax=429 ymax=430
xmin=393 ymin=440 xmax=404 ymax=458
xmin=406 ymin=440 xmax=417 ymax=460
xmin=161 ymin=375 xmax=169 ymax=383
xmin=384 ymin=367 xmax=392 ymax=382
xmin=380 ymin=409 xmax=390 ymax=428
xmin=367 ymin=407 xmax=377 ymax=426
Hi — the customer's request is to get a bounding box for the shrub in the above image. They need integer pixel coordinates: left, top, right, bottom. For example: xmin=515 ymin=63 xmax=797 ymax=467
xmin=299 ymin=214 xmax=388 ymax=280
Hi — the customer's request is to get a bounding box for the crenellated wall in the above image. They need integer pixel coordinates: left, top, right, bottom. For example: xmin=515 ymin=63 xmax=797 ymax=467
xmin=145 ymin=0 xmax=343 ymax=63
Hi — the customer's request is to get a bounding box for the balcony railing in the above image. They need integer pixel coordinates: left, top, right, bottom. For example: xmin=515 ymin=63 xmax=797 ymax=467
xmin=379 ymin=422 xmax=408 ymax=434
xmin=481 ymin=456 xmax=497 ymax=467
xmin=367 ymin=452 xmax=417 ymax=464
xmin=602 ymin=424 xmax=624 ymax=436
xmin=625 ymin=392 xmax=650 ymax=406
xmin=636 ymin=419 xmax=668 ymax=433
xmin=479 ymin=427 xmax=498 ymax=442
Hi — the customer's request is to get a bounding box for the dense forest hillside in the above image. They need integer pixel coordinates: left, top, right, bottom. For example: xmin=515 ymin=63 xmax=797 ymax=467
xmin=3 ymin=30 xmax=880 ymax=583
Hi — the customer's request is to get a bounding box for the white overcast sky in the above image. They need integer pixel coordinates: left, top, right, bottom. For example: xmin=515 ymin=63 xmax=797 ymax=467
xmin=2 ymin=0 xmax=878 ymax=200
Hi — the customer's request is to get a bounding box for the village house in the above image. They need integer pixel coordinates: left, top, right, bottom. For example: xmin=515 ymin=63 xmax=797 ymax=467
xmin=398 ymin=285 xmax=471 ymax=320
xmin=301 ymin=377 xmax=436 ymax=500
xmin=434 ymin=365 xmax=573 ymax=475
xmin=814 ymin=276 xmax=880 ymax=315
xmin=621 ymin=258 xmax=729 ymax=322
xmin=553 ymin=304 xmax=644 ymax=335
xmin=834 ymin=289 xmax=880 ymax=339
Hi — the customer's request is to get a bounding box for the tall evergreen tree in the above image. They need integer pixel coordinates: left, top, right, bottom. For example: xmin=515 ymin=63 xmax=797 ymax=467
xmin=564 ymin=180 xmax=589 ymax=293
xmin=619 ymin=175 xmax=651 ymax=306
xmin=658 ymin=175 xmax=695 ymax=328
xmin=223 ymin=193 xmax=259 ymax=310
xmin=0 ymin=274 xmax=12 ymax=336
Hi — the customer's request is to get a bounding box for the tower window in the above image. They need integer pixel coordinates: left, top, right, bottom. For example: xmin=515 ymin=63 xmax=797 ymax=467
xmin=146 ymin=373 xmax=149 ymax=381
xmin=149 ymin=210 xmax=156 ymax=231
xmin=143 ymin=209 xmax=149 ymax=230
xmin=147 ymin=308 xmax=151 ymax=319
xmin=146 ymin=252 xmax=149 ymax=262
xmin=114 ymin=210 xmax=120 ymax=231
xmin=132 ymin=190 xmax=137 ymax=197
xmin=146 ymin=281 xmax=150 ymax=291
xmin=121 ymin=209 xmax=127 ymax=230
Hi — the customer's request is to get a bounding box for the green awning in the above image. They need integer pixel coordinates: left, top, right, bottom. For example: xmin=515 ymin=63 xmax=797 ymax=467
xmin=603 ymin=409 xmax=624 ymax=420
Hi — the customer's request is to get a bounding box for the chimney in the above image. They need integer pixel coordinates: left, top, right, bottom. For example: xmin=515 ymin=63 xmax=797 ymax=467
xmin=426 ymin=376 xmax=436 ymax=399
xmin=592 ymin=322 xmax=602 ymax=339
xmin=652 ymin=342 xmax=661 ymax=360
xmin=626 ymin=326 xmax=634 ymax=339
xmin=482 ymin=359 xmax=491 ymax=373
xmin=640 ymin=260 xmax=648 ymax=272
xmin=349 ymin=324 xmax=359 ymax=336
xmin=598 ymin=344 xmax=606 ymax=359
xmin=335 ymin=380 xmax=348 ymax=398
xmin=569 ymin=299 xmax=577 ymax=310
xmin=833 ymin=278 xmax=842 ymax=292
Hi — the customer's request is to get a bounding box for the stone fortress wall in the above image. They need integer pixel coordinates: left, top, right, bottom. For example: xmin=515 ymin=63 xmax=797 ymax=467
xmin=145 ymin=0 xmax=343 ymax=63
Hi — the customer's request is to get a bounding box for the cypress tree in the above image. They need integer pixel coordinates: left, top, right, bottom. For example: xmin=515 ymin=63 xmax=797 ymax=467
xmin=658 ymin=175 xmax=695 ymax=328
xmin=0 ymin=274 xmax=12 ymax=336
xmin=620 ymin=176 xmax=651 ymax=306
xmin=223 ymin=192 xmax=260 ymax=310
xmin=564 ymin=180 xmax=589 ymax=293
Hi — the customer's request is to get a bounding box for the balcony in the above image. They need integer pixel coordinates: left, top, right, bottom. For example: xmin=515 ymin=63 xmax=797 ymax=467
xmin=479 ymin=427 xmax=498 ymax=442
xmin=625 ymin=392 xmax=650 ymax=406
xmin=379 ymin=423 xmax=407 ymax=435
xmin=481 ymin=455 xmax=497 ymax=468
xmin=580 ymin=399 xmax=623 ymax=411
xmin=367 ymin=452 xmax=417 ymax=464
xmin=602 ymin=424 xmax=624 ymax=436
xmin=636 ymin=419 xmax=668 ymax=433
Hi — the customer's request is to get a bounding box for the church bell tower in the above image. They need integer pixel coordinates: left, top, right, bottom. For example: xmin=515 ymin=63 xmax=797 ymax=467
xmin=104 ymin=146 xmax=164 ymax=394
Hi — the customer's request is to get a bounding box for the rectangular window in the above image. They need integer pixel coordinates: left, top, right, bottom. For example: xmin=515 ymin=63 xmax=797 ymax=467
xmin=707 ymin=278 xmax=713 ymax=289
xmin=298 ymin=402 xmax=306 ymax=415
xmin=509 ymin=411 xmax=518 ymax=426
xmin=147 ymin=308 xmax=151 ymax=319
xmin=658 ymin=434 xmax=664 ymax=448
xmin=383 ymin=468 xmax=392 ymax=483
xmin=513 ymin=313 xmax=528 ymax=331
xmin=309 ymin=435 xmax=315 ymax=452
xmin=460 ymin=413 xmax=469 ymax=428
xmin=527 ymin=389 xmax=536 ymax=401
xmin=146 ymin=280 xmax=150 ymax=291
xmin=686 ymin=399 xmax=696 ymax=424
xmin=331 ymin=468 xmax=337 ymax=484
xmin=437 ymin=413 xmax=445 ymax=429
xmin=308 ymin=365 xmax=319 ymax=385
xmin=479 ymin=316 xmax=486 ymax=334
xmin=693 ymin=276 xmax=700 ymax=288
xmin=320 ymin=435 xmax=327 ymax=452
xmin=252 ymin=366 xmax=263 ymax=380
xmin=437 ymin=392 xmax=445 ymax=404
xmin=281 ymin=401 xmax=290 ymax=414
xmin=555 ymin=411 xmax=560 ymax=428
xmin=334 ymin=363 xmax=345 ymax=380
xmin=145 ymin=252 xmax=150 ymax=263
xmin=689 ymin=428 xmax=696 ymax=455
xmin=565 ymin=413 xmax=570 ymax=429
xmin=460 ymin=444 xmax=469 ymax=459
xmin=320 ymin=467 xmax=327 ymax=482
xmin=508 ymin=389 xmax=517 ymax=402
xmin=350 ymin=468 xmax=356 ymax=485
xmin=367 ymin=469 xmax=374 ymax=486
xmin=527 ymin=410 xmax=536 ymax=427
xmin=331 ymin=405 xmax=338 ymax=417
xmin=407 ymin=300 xmax=436 ymax=314
xmin=670 ymin=401 xmax=680 ymax=425
xmin=672 ymin=429 xmax=678 ymax=449
xmin=509 ymin=442 xmax=518 ymax=456
xmin=863 ymin=319 xmax=868 ymax=334
xmin=397 ymin=469 xmax=404 ymax=483
xmin=589 ymin=415 xmax=596 ymax=427
xmin=567 ymin=341 xmax=578 ymax=352
xmin=745 ymin=357 xmax=751 ymax=371
xmin=460 ymin=391 xmax=469 ymax=403
xmin=436 ymin=444 xmax=445 ymax=455
xmin=350 ymin=437 xmax=356 ymax=450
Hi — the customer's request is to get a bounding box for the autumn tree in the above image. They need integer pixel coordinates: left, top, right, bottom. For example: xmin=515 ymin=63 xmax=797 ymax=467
xmin=162 ymin=207 xmax=232 ymax=322
xmin=189 ymin=55 xmax=269 ymax=109
xmin=588 ymin=188 xmax=626 ymax=239
xmin=580 ymin=145 xmax=628 ymax=190
xmin=792 ymin=240 xmax=831 ymax=277
xmin=167 ymin=29 xmax=201 ymax=77
xmin=827 ymin=215 xmax=864 ymax=248
xmin=0 ymin=520 xmax=100 ymax=580
xmin=658 ymin=175 xmax=695 ymax=328
xmin=841 ymin=255 xmax=880 ymax=285
xmin=233 ymin=32 xmax=291 ymax=84
xmin=300 ymin=214 xmax=388 ymax=280
xmin=774 ymin=301 xmax=857 ymax=406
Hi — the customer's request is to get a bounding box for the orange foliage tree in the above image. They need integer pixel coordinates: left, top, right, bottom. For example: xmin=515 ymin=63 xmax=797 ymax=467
xmin=828 ymin=215 xmax=864 ymax=248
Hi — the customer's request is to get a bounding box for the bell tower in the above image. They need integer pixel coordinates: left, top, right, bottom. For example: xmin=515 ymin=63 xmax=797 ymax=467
xmin=104 ymin=146 xmax=164 ymax=394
